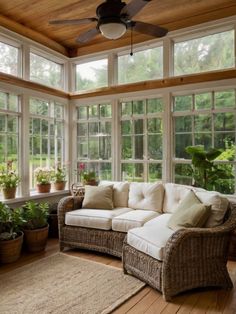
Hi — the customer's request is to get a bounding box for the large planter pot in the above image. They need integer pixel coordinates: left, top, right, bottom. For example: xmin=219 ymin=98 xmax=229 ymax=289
xmin=53 ymin=181 xmax=66 ymax=191
xmin=2 ymin=187 xmax=17 ymax=199
xmin=36 ymin=183 xmax=51 ymax=193
xmin=0 ymin=232 xmax=23 ymax=264
xmin=24 ymin=225 xmax=49 ymax=252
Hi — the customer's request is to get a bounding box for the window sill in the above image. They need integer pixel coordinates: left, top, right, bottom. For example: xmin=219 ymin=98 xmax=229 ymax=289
xmin=0 ymin=189 xmax=70 ymax=205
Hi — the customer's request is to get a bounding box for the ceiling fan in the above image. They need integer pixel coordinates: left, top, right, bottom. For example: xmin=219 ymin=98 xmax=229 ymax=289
xmin=49 ymin=0 xmax=168 ymax=44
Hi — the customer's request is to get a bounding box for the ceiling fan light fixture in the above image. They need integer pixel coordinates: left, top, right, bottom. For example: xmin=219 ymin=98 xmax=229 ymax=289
xmin=99 ymin=19 xmax=126 ymax=40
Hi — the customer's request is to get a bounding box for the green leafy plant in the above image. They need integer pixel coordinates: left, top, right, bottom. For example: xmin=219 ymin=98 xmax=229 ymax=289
xmin=34 ymin=167 xmax=53 ymax=185
xmin=185 ymin=145 xmax=233 ymax=190
xmin=0 ymin=202 xmax=25 ymax=240
xmin=0 ymin=161 xmax=20 ymax=188
xmin=78 ymin=163 xmax=98 ymax=184
xmin=22 ymin=201 xmax=49 ymax=230
xmin=52 ymin=166 xmax=67 ymax=183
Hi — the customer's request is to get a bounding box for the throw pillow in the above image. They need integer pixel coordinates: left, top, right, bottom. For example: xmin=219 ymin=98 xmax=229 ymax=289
xmin=82 ymin=185 xmax=113 ymax=210
xmin=168 ymin=190 xmax=210 ymax=230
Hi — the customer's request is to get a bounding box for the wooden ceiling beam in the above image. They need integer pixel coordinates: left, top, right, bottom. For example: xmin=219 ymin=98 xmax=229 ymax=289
xmin=0 ymin=14 xmax=69 ymax=57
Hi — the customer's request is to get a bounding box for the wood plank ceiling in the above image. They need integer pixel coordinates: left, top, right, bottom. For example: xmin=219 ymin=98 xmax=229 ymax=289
xmin=0 ymin=0 xmax=236 ymax=57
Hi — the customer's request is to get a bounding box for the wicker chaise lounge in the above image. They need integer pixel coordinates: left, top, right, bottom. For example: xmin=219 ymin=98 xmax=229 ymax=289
xmin=123 ymin=203 xmax=236 ymax=301
xmin=58 ymin=182 xmax=236 ymax=301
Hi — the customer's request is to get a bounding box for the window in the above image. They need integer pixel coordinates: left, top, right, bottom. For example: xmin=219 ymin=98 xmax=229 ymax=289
xmin=174 ymin=29 xmax=234 ymax=76
xmin=120 ymin=98 xmax=163 ymax=182
xmin=0 ymin=91 xmax=21 ymax=196
xmin=76 ymin=103 xmax=112 ymax=180
xmin=173 ymin=89 xmax=236 ymax=194
xmin=75 ymin=59 xmax=108 ymax=91
xmin=29 ymin=98 xmax=65 ymax=189
xmin=30 ymin=53 xmax=63 ymax=88
xmin=118 ymin=46 xmax=163 ymax=84
xmin=0 ymin=41 xmax=19 ymax=76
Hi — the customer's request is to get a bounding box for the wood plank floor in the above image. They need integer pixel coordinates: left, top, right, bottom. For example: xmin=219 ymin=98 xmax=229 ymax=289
xmin=1 ymin=238 xmax=236 ymax=314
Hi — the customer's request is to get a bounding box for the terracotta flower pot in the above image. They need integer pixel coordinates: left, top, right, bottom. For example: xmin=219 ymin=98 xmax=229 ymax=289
xmin=0 ymin=232 xmax=23 ymax=264
xmin=23 ymin=225 xmax=49 ymax=252
xmin=53 ymin=181 xmax=66 ymax=191
xmin=2 ymin=187 xmax=17 ymax=199
xmin=36 ymin=183 xmax=51 ymax=193
xmin=83 ymin=179 xmax=98 ymax=186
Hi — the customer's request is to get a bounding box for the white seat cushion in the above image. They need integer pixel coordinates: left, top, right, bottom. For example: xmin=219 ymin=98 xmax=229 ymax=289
xmin=65 ymin=207 xmax=132 ymax=230
xmin=112 ymin=210 xmax=159 ymax=232
xmin=99 ymin=181 xmax=130 ymax=207
xmin=128 ymin=182 xmax=164 ymax=213
xmin=127 ymin=223 xmax=174 ymax=261
xmin=144 ymin=213 xmax=172 ymax=227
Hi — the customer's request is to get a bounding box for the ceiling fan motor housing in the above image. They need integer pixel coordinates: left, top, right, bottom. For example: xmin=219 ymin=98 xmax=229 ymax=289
xmin=97 ymin=0 xmax=127 ymax=28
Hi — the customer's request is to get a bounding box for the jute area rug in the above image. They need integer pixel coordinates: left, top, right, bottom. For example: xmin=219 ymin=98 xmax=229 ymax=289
xmin=0 ymin=253 xmax=145 ymax=314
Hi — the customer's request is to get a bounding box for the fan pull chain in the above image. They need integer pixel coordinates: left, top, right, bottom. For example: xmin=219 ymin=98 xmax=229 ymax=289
xmin=130 ymin=25 xmax=133 ymax=56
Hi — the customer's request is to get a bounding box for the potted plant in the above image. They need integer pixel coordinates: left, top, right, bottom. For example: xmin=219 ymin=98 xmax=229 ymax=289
xmin=0 ymin=161 xmax=20 ymax=199
xmin=0 ymin=202 xmax=25 ymax=263
xmin=22 ymin=201 xmax=49 ymax=252
xmin=52 ymin=165 xmax=67 ymax=190
xmin=78 ymin=163 xmax=98 ymax=186
xmin=34 ymin=167 xmax=52 ymax=193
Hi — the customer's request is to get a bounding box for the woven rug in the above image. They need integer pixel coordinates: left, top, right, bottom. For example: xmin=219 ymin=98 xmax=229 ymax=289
xmin=0 ymin=253 xmax=145 ymax=314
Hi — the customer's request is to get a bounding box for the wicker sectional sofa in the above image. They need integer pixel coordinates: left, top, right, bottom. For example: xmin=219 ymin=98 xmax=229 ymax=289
xmin=58 ymin=181 xmax=236 ymax=301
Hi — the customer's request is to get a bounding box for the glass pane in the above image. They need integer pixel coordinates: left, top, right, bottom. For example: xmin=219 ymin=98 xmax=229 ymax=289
xmin=99 ymin=163 xmax=112 ymax=180
xmin=133 ymin=100 xmax=144 ymax=115
xmin=194 ymin=133 xmax=212 ymax=149
xmin=100 ymin=104 xmax=111 ymax=117
xmin=33 ymin=118 xmax=40 ymax=134
xmin=214 ymin=90 xmax=235 ymax=108
xmin=175 ymin=116 xmax=192 ymax=132
xmin=7 ymin=135 xmax=17 ymax=159
xmin=78 ymin=106 xmax=87 ymax=120
xmin=54 ymin=104 xmax=63 ymax=119
xmin=89 ymin=122 xmax=99 ymax=135
xmin=100 ymin=121 xmax=111 ymax=135
xmin=89 ymin=105 xmax=98 ymax=119
xmin=30 ymin=98 xmax=49 ymax=116
xmin=134 ymin=119 xmax=143 ymax=134
xmin=134 ymin=164 xmax=144 ymax=182
xmin=56 ymin=121 xmax=63 ymax=137
xmin=8 ymin=94 xmax=18 ymax=112
xmin=41 ymin=120 xmax=49 ymax=135
xmin=50 ymin=138 xmax=55 ymax=155
xmin=174 ymin=95 xmax=192 ymax=111
xmin=30 ymin=53 xmax=62 ymax=88
xmin=194 ymin=115 xmax=211 ymax=132
xmin=0 ymin=135 xmax=5 ymax=162
xmin=88 ymin=137 xmax=99 ymax=159
xmin=76 ymin=59 xmax=108 ymax=91
xmin=118 ymin=46 xmax=163 ymax=84
xmin=134 ymin=135 xmax=143 ymax=159
xmin=0 ymin=115 xmax=6 ymax=132
xmin=147 ymin=98 xmax=163 ymax=113
xmin=42 ymin=138 xmax=48 ymax=155
xmin=121 ymin=102 xmax=132 ymax=116
xmin=0 ymin=92 xmax=7 ymax=109
xmin=148 ymin=163 xmax=162 ymax=182
xmin=195 ymin=93 xmax=212 ymax=110
xmin=147 ymin=118 xmax=162 ymax=133
xmin=214 ymin=113 xmax=235 ymax=131
xmin=122 ymin=136 xmax=132 ymax=159
xmin=175 ymin=164 xmax=192 ymax=185
xmin=214 ymin=133 xmax=235 ymax=150
xmin=78 ymin=123 xmax=87 ymax=136
xmin=148 ymin=134 xmax=162 ymax=159
xmin=175 ymin=134 xmax=192 ymax=158
xmin=121 ymin=120 xmax=131 ymax=135
xmin=7 ymin=116 xmax=17 ymax=133
xmin=174 ymin=30 xmax=234 ymax=75
xmin=121 ymin=163 xmax=134 ymax=181
xmin=0 ymin=42 xmax=18 ymax=76
xmin=78 ymin=137 xmax=88 ymax=159
xmin=99 ymin=137 xmax=111 ymax=159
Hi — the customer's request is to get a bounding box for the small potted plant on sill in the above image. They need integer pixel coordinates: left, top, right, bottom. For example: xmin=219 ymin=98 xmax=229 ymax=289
xmin=0 ymin=161 xmax=20 ymax=199
xmin=52 ymin=165 xmax=67 ymax=191
xmin=0 ymin=202 xmax=25 ymax=263
xmin=22 ymin=201 xmax=49 ymax=252
xmin=34 ymin=167 xmax=53 ymax=193
xmin=78 ymin=163 xmax=99 ymax=186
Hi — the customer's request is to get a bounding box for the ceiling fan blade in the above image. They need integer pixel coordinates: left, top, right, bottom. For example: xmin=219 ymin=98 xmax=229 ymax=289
xmin=121 ymin=0 xmax=152 ymax=19
xmin=76 ymin=28 xmax=100 ymax=43
xmin=49 ymin=18 xmax=97 ymax=25
xmin=131 ymin=21 xmax=168 ymax=37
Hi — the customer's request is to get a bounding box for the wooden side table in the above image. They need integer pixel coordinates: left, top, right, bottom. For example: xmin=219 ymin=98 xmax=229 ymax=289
xmin=228 ymin=229 xmax=236 ymax=261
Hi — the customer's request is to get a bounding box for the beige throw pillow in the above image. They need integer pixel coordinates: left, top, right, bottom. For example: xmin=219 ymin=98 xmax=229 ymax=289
xmin=168 ymin=190 xmax=210 ymax=230
xmin=82 ymin=185 xmax=113 ymax=210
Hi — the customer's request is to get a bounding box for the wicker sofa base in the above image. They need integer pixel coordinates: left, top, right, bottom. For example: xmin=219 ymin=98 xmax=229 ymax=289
xmin=60 ymin=225 xmax=126 ymax=258
xmin=122 ymin=240 xmax=233 ymax=301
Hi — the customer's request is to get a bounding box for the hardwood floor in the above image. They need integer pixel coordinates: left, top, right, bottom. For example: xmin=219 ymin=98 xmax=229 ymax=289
xmin=1 ymin=238 xmax=236 ymax=314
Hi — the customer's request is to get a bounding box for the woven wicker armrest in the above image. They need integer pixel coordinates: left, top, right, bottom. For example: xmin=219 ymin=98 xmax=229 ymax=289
xmin=58 ymin=196 xmax=83 ymax=226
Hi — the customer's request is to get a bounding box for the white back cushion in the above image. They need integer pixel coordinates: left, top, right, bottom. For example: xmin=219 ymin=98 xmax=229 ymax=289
xmin=128 ymin=182 xmax=164 ymax=213
xmin=99 ymin=181 xmax=130 ymax=208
